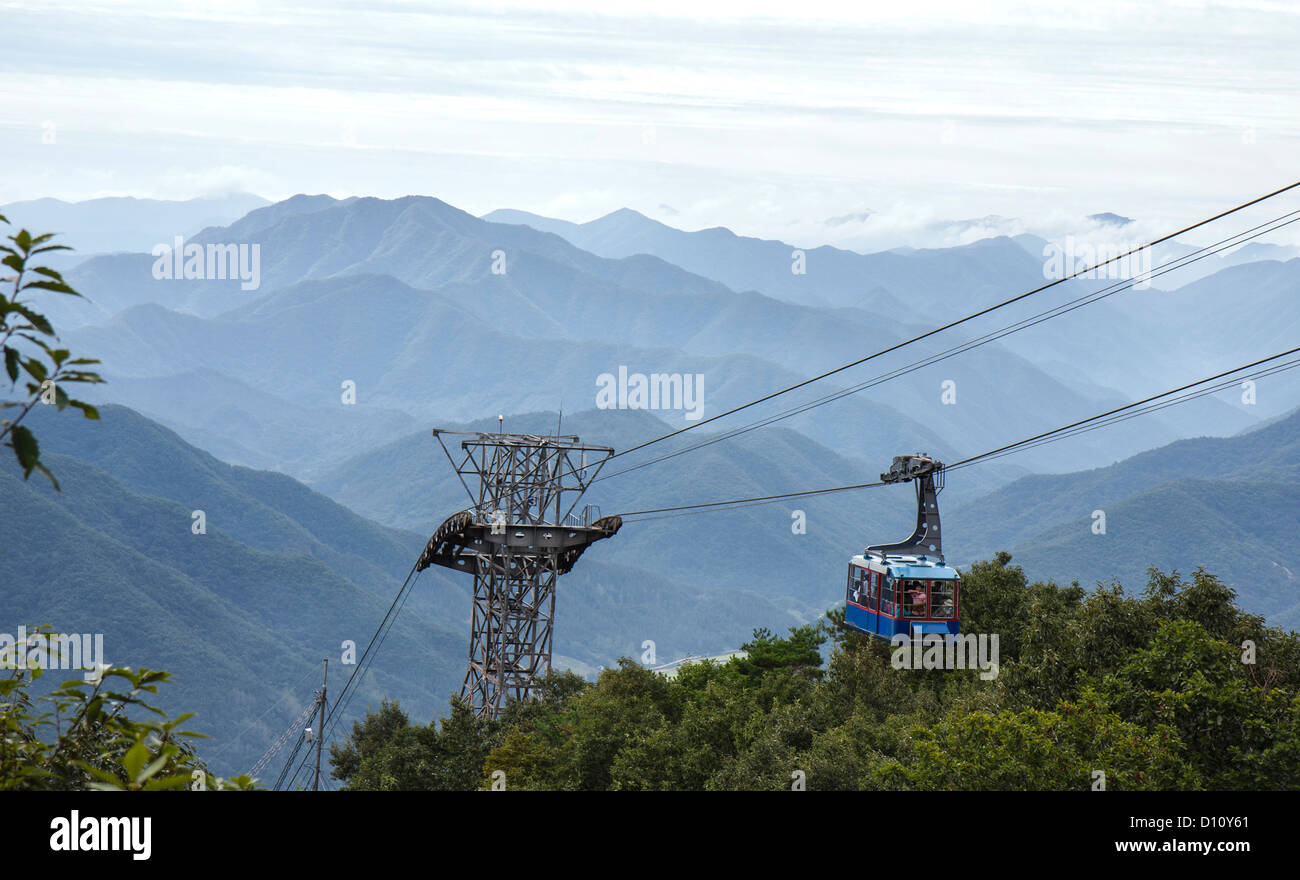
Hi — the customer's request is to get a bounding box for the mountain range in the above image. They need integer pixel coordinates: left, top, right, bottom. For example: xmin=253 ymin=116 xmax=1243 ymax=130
xmin=0 ymin=193 xmax=269 ymax=256
xmin=4 ymin=191 xmax=1297 ymax=777
xmin=45 ymin=194 xmax=1270 ymax=494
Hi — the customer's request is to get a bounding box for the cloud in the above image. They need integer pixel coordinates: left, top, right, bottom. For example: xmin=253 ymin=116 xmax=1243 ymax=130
xmin=151 ymin=165 xmax=280 ymax=201
xmin=3 ymin=0 xmax=1298 ymax=244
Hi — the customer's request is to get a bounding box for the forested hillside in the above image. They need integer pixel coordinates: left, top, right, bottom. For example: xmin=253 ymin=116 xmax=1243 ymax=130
xmin=330 ymin=557 xmax=1300 ymax=791
xmin=2 ymin=405 xmax=808 ymax=773
xmin=1 ymin=407 xmax=466 ymax=777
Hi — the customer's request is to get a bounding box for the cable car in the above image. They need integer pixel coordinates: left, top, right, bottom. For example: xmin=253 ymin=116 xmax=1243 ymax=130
xmin=844 ymin=454 xmax=960 ymax=642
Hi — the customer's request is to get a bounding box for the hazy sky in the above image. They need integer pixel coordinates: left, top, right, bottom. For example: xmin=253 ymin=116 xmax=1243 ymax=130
xmin=4 ymin=0 xmax=1299 ymax=249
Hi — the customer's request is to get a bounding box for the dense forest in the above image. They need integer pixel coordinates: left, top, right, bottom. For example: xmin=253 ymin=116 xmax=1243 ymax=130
xmin=329 ymin=555 xmax=1300 ymax=791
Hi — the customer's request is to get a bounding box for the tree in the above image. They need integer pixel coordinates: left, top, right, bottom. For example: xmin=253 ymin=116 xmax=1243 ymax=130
xmin=881 ymin=700 xmax=1192 ymax=791
xmin=0 ymin=633 xmax=252 ymax=791
xmin=1096 ymin=618 xmax=1292 ymax=788
xmin=561 ymin=659 xmax=679 ymax=790
xmin=958 ymin=551 xmax=1031 ymax=659
xmin=328 ymin=699 xmax=415 ymax=789
xmin=0 ymin=215 xmax=102 ymax=489
xmin=611 ymin=672 xmax=763 ymax=791
xmin=329 ymin=697 xmax=495 ymax=791
xmin=734 ymin=624 xmax=826 ymax=681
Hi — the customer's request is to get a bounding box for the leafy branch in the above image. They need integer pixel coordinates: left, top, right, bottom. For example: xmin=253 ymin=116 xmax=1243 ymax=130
xmin=0 ymin=213 xmax=103 ymax=490
xmin=0 ymin=626 xmax=255 ymax=791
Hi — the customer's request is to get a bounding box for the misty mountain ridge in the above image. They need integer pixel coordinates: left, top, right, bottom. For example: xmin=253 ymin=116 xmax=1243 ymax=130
xmin=47 ymin=194 xmax=1272 ymax=491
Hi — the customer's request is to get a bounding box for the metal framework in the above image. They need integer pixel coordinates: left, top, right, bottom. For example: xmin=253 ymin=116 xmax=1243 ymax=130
xmin=866 ymin=453 xmax=946 ymax=562
xmin=417 ymin=429 xmax=620 ymax=718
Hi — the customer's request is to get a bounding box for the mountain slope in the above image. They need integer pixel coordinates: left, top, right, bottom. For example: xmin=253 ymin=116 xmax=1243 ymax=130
xmin=1 ymin=450 xmax=465 ymax=780
xmin=1006 ymin=479 xmax=1300 ymax=629
xmin=4 ymin=406 xmax=817 ymax=774
xmin=950 ymin=407 xmax=1300 ymax=553
xmin=949 ymin=407 xmax=1300 ymax=627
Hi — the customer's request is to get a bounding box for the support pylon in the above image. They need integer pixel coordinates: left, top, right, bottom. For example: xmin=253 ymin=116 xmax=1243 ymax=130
xmin=417 ymin=430 xmax=619 ymax=718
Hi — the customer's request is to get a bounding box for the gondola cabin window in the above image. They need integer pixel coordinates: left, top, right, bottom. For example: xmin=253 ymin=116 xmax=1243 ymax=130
xmin=931 ymin=579 xmax=958 ymax=619
xmin=879 ymin=574 xmax=896 ymax=616
xmin=899 ymin=578 xmax=925 ymax=617
xmin=846 ymin=565 xmax=864 ymax=606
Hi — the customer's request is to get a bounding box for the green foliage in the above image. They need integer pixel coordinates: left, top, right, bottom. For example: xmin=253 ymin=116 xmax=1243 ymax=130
xmin=329 ymin=697 xmax=495 ymax=791
xmin=734 ymin=624 xmax=826 ymax=680
xmin=330 ymin=559 xmax=1300 ymax=790
xmin=0 ymin=215 xmax=103 ymax=489
xmin=884 ymin=692 xmax=1194 ymax=791
xmin=0 ymin=629 xmax=253 ymax=791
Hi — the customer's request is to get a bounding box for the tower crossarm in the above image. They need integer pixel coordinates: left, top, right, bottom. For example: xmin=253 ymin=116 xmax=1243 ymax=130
xmin=416 ymin=511 xmax=621 ymax=575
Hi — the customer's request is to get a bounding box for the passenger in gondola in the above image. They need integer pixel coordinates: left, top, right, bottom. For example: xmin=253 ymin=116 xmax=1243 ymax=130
xmin=908 ymin=585 xmax=927 ymax=617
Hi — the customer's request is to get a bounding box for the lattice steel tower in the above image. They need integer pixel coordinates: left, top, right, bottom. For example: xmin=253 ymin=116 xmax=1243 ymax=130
xmin=416 ymin=429 xmax=620 ymax=718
